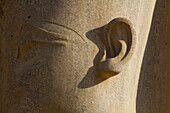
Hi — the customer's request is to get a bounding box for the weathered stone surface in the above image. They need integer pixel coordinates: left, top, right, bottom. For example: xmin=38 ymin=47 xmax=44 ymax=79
xmin=0 ymin=0 xmax=156 ymax=113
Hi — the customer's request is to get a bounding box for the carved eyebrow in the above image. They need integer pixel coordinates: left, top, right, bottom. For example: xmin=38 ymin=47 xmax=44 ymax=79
xmin=32 ymin=25 xmax=68 ymax=42
xmin=44 ymin=21 xmax=85 ymax=42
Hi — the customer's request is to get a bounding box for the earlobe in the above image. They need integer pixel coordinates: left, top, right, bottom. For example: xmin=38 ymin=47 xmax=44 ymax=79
xmin=98 ymin=18 xmax=136 ymax=78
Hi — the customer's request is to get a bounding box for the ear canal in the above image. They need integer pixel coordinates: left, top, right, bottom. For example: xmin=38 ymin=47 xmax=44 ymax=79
xmin=98 ymin=18 xmax=135 ymax=78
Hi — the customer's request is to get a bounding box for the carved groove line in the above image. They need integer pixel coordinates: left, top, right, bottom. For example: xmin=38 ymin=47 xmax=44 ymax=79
xmin=44 ymin=21 xmax=85 ymax=42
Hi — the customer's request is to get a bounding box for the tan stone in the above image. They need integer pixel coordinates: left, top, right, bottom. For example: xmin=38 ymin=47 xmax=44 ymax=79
xmin=0 ymin=0 xmax=156 ymax=113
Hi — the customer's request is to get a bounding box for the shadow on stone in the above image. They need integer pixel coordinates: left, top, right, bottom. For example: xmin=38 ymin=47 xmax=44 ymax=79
xmin=78 ymin=26 xmax=111 ymax=89
xmin=136 ymin=0 xmax=166 ymax=112
xmin=78 ymin=66 xmax=107 ymax=89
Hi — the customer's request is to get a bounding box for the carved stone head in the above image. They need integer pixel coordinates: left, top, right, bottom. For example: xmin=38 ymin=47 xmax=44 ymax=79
xmin=0 ymin=0 xmax=156 ymax=113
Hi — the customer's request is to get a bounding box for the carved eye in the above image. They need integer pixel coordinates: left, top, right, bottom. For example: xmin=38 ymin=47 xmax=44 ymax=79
xmin=17 ymin=22 xmax=68 ymax=59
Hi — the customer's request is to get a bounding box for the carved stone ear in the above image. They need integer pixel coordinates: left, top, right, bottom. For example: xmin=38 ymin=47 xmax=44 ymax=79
xmin=98 ymin=18 xmax=136 ymax=78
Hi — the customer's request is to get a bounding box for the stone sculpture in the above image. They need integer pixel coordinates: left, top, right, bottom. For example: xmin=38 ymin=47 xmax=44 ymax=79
xmin=98 ymin=18 xmax=135 ymax=78
xmin=0 ymin=0 xmax=156 ymax=113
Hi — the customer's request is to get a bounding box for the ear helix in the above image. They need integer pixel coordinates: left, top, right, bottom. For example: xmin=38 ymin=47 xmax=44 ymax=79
xmin=97 ymin=18 xmax=136 ymax=79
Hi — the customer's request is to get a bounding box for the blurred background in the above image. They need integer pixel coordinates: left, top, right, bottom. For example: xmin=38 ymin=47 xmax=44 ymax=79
xmin=136 ymin=0 xmax=170 ymax=113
